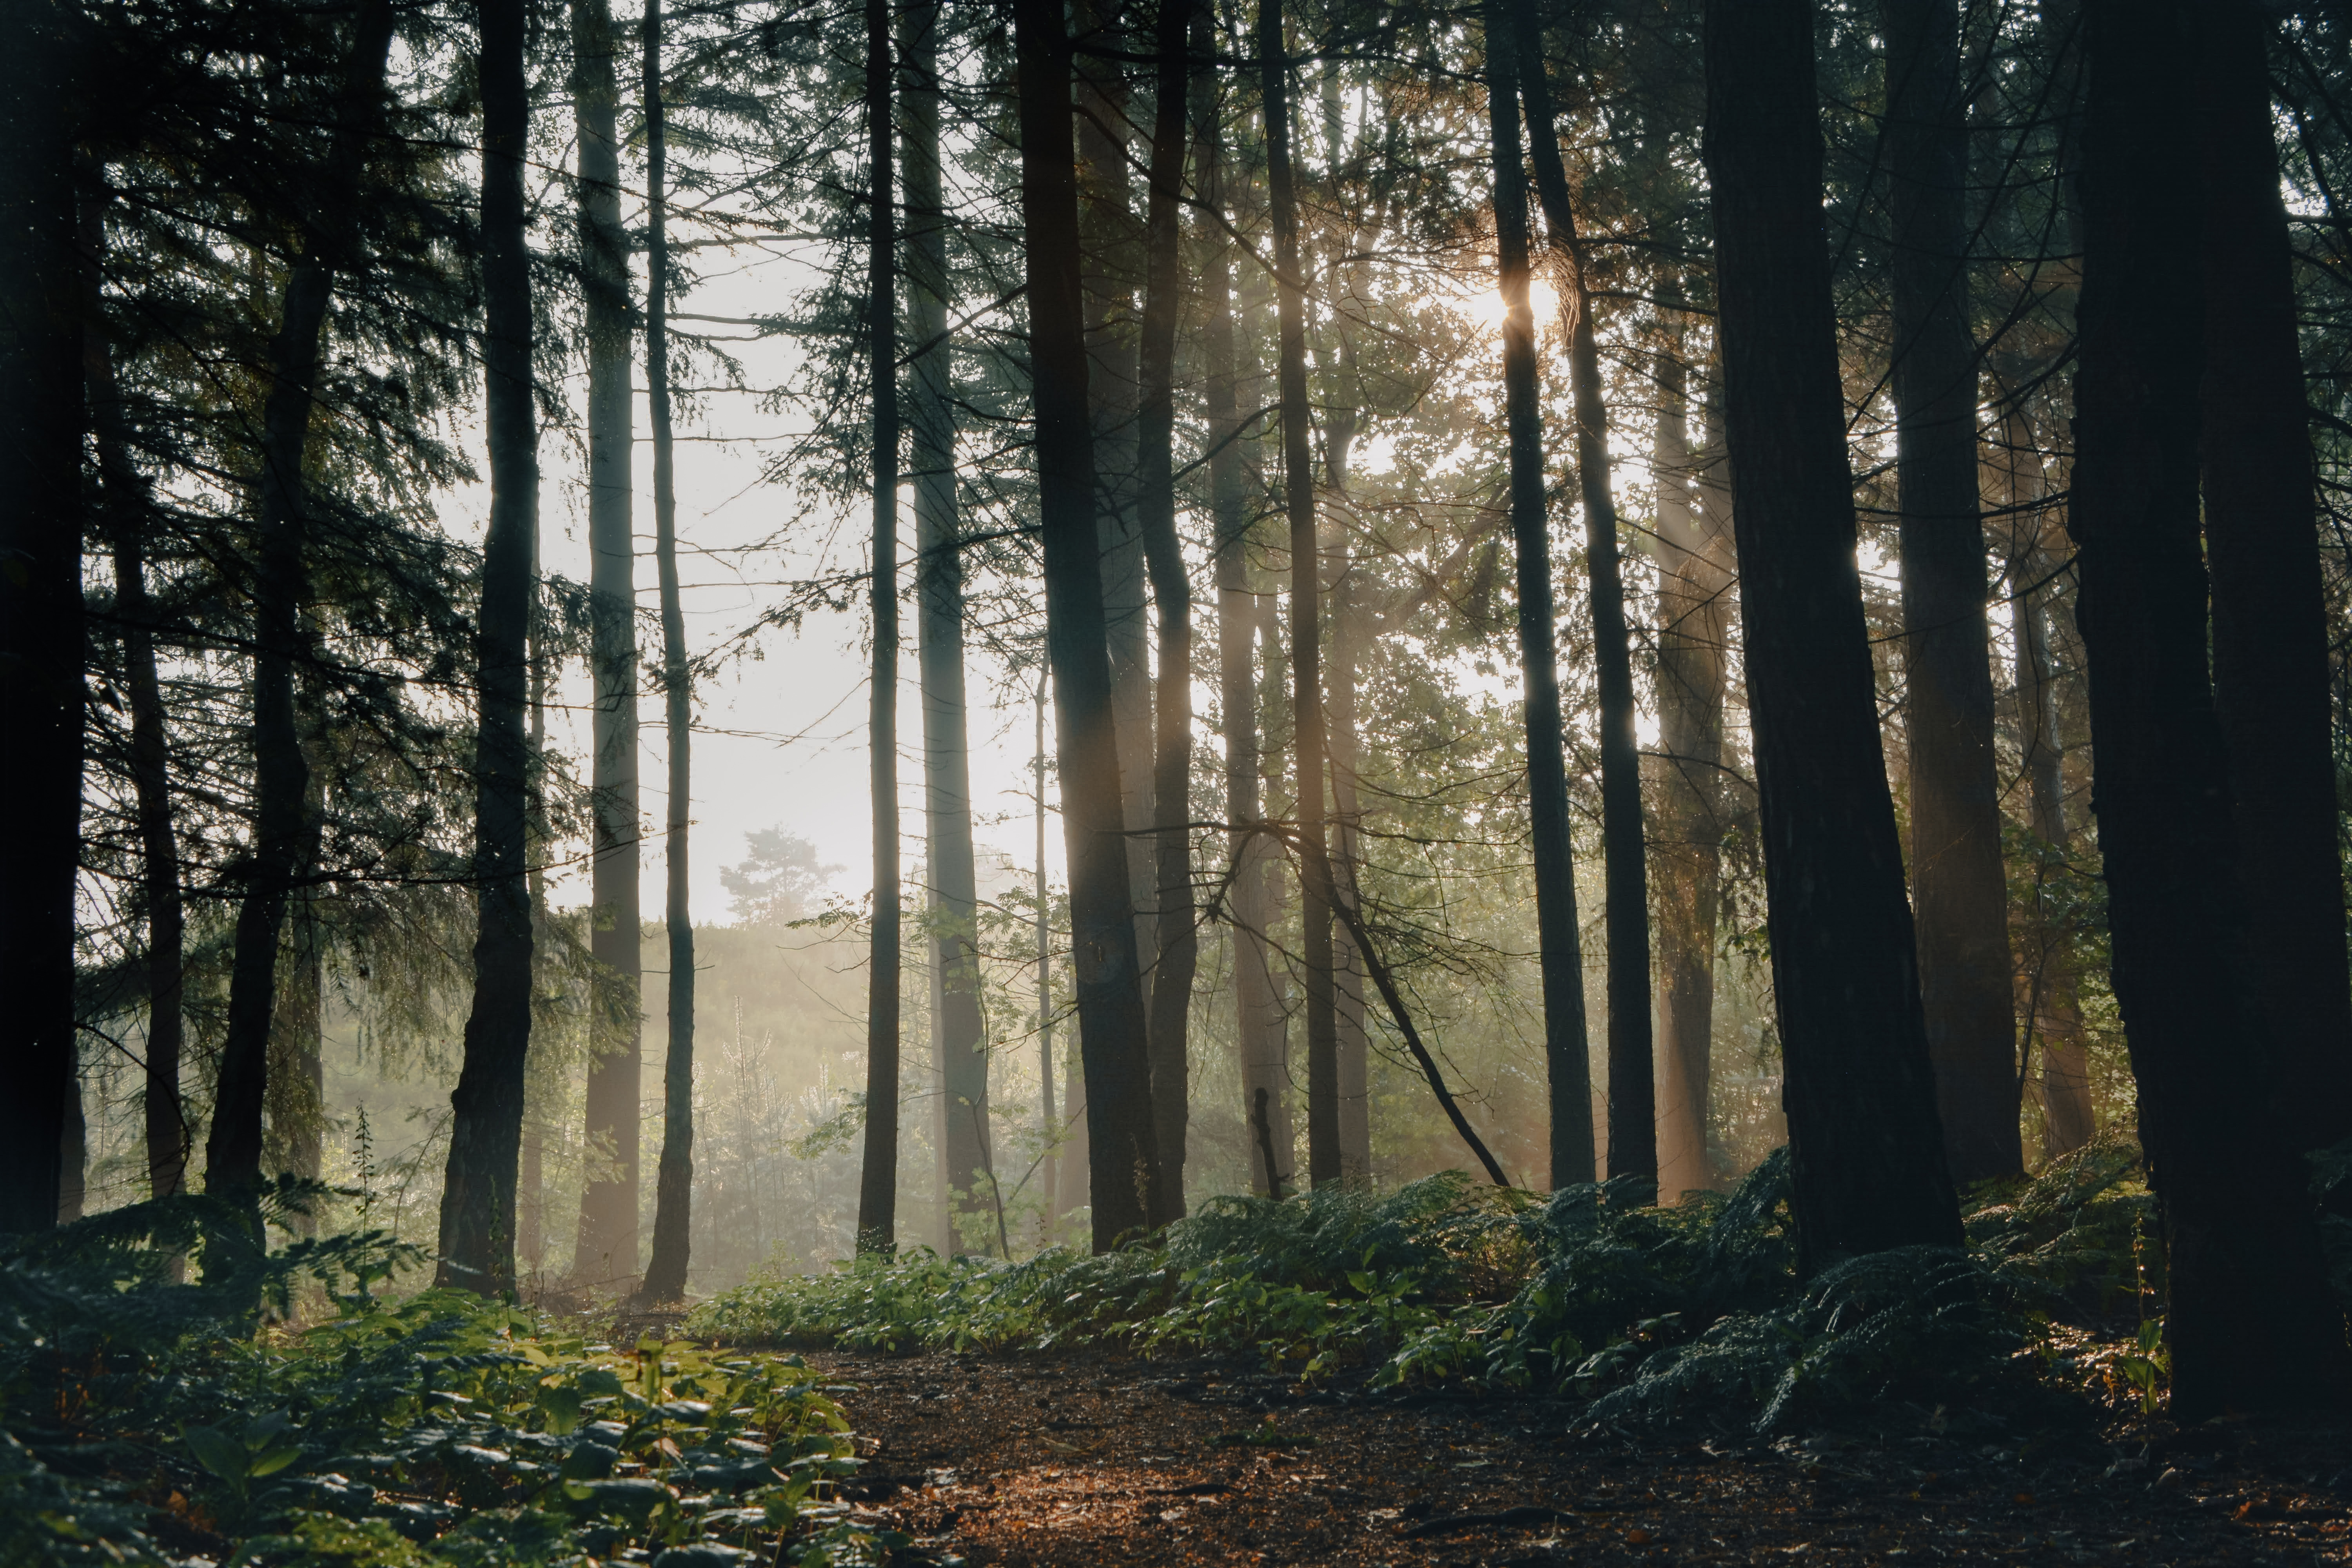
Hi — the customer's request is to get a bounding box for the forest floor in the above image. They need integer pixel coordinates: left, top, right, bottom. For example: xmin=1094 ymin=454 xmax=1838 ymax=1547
xmin=796 ymin=1347 xmax=2352 ymax=1566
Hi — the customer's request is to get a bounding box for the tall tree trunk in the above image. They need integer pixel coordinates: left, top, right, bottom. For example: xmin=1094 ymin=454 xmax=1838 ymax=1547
xmin=2069 ymin=0 xmax=2350 ymax=1417
xmin=437 ymin=0 xmax=540 ymax=1295
xmin=1014 ymin=0 xmax=1165 ymax=1246
xmin=269 ymin=684 xmax=329 ymax=1211
xmin=571 ymin=0 xmax=644 ymax=1288
xmin=2002 ymin=403 xmax=2092 ymax=1158
xmin=904 ymin=0 xmax=988 ymax=1247
xmin=1138 ymin=0 xmax=1198 ymax=1216
xmin=1074 ymin=0 xmax=1157 ymax=1072
xmin=640 ymin=0 xmax=697 ymax=1305
xmin=2196 ymin=0 xmax=2352 ymax=1154
xmin=1318 ymin=63 xmax=1372 ymax=1187
xmin=1643 ymin=334 xmax=1733 ymax=1201
xmin=1035 ymin=671 xmax=1059 ymax=1240
xmin=855 ymin=0 xmax=904 ymax=1256
xmin=266 ymin=904 xmax=325 ymax=1230
xmin=83 ymin=186 xmax=189 ymax=1202
xmin=1260 ymin=0 xmax=1342 ymax=1189
xmin=521 ymin=577 xmax=548 ymax=1274
xmin=1882 ymin=0 xmax=2019 ymax=1184
xmin=212 ymin=0 xmax=398 ymax=1203
xmin=0 ymin=0 xmax=83 ymax=1238
xmin=1701 ymin=0 xmax=1960 ymax=1271
xmin=1199 ymin=56 xmax=1290 ymax=1200
xmin=1327 ymin=533 xmax=1372 ymax=1185
xmin=1512 ymin=3 xmax=1653 ymax=1190
xmin=1484 ymin=0 xmax=1595 ymax=1191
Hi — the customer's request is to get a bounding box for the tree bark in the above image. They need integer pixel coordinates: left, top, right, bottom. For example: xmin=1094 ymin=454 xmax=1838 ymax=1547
xmin=0 ymin=0 xmax=82 ymax=1238
xmin=1259 ymin=0 xmax=1342 ymax=1189
xmin=856 ymin=0 xmax=904 ymax=1256
xmin=82 ymin=185 xmax=189 ymax=1202
xmin=521 ymin=582 xmax=548 ymax=1273
xmin=1701 ymin=0 xmax=1960 ymax=1271
xmin=571 ymin=0 xmax=644 ymax=1288
xmin=212 ymin=0 xmax=397 ymax=1204
xmin=1318 ymin=63 xmax=1372 ymax=1187
xmin=1327 ymin=530 xmax=1372 ymax=1185
xmin=1198 ymin=57 xmax=1291 ymax=1200
xmin=1074 ymin=0 xmax=1158 ymax=1061
xmin=902 ymin=0 xmax=989 ymax=1248
xmin=1035 ymin=673 xmax=1059 ymax=1240
xmin=2069 ymin=0 xmax=2350 ymax=1417
xmin=639 ymin=0 xmax=697 ymax=1305
xmin=1138 ymin=0 xmax=1198 ymax=1216
xmin=437 ymin=0 xmax=540 ymax=1295
xmin=1014 ymin=0 xmax=1164 ymax=1245
xmin=2196 ymin=0 xmax=2352 ymax=1155
xmin=1510 ymin=5 xmax=1653 ymax=1191
xmin=1882 ymin=0 xmax=2020 ymax=1184
xmin=1643 ymin=335 xmax=1733 ymax=1200
xmin=1484 ymin=1 xmax=1595 ymax=1191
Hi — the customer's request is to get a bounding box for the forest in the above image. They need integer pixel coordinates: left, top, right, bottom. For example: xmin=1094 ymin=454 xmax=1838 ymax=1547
xmin=6 ymin=0 xmax=2352 ymax=1561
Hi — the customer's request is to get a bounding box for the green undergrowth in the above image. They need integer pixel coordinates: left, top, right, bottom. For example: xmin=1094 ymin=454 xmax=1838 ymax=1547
xmin=695 ymin=1140 xmax=2169 ymax=1436
xmin=0 ymin=1181 xmax=889 ymax=1567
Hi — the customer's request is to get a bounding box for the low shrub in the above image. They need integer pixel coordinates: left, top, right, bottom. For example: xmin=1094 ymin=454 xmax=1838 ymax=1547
xmin=697 ymin=1140 xmax=2159 ymax=1435
xmin=0 ymin=1184 xmax=874 ymax=1566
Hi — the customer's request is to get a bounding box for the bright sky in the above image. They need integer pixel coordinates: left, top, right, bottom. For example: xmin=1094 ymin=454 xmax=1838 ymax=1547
xmin=525 ymin=243 xmax=1062 ymax=926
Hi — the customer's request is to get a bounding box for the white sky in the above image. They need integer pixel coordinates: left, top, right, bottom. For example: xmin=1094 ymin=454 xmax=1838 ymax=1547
xmin=519 ymin=244 xmax=1064 ymax=925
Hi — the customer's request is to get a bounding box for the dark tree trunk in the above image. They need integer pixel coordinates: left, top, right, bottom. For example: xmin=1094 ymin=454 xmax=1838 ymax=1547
xmin=1882 ymin=0 xmax=2019 ymax=1184
xmin=1034 ymin=675 xmax=1058 ymax=1240
xmin=1511 ymin=4 xmax=1652 ymax=1190
xmin=1483 ymin=1 xmax=1595 ymax=1191
xmin=82 ymin=186 xmax=189 ymax=1201
xmin=266 ymin=903 xmax=325 ymax=1230
xmin=1260 ymin=0 xmax=1342 ymax=1189
xmin=56 ymin=1065 xmax=85 ymax=1222
xmin=1074 ymin=0 xmax=1156 ymax=1073
xmin=570 ymin=0 xmax=643 ymax=1288
xmin=904 ymin=0 xmax=989 ymax=1248
xmin=1138 ymin=0 xmax=1198 ymax=1216
xmin=2196 ymin=0 xmax=2352 ymax=1154
xmin=640 ymin=0 xmax=697 ymax=1305
xmin=2070 ymin=0 xmax=2350 ymax=1417
xmin=1198 ymin=51 xmax=1290 ymax=1199
xmin=1013 ymin=0 xmax=1164 ymax=1245
xmin=1317 ymin=64 xmax=1372 ymax=1186
xmin=122 ymin=519 xmax=189 ymax=1201
xmin=1701 ymin=0 xmax=1960 ymax=1271
xmin=212 ymin=0 xmax=397 ymax=1203
xmin=521 ymin=590 xmax=548 ymax=1273
xmin=856 ymin=0 xmax=903 ymax=1256
xmin=0 ymin=0 xmax=82 ymax=1239
xmin=437 ymin=0 xmax=540 ymax=1295
xmin=1643 ymin=336 xmax=1734 ymax=1200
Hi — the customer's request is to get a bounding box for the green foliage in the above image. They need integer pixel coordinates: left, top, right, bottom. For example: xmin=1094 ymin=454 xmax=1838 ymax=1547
xmin=0 ymin=1194 xmax=874 ymax=1566
xmin=701 ymin=1145 xmax=2158 ymax=1435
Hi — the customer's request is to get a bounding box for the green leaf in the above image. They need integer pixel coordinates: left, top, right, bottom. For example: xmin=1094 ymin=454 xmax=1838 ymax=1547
xmin=577 ymin=1368 xmax=626 ymax=1399
xmin=249 ymin=1443 xmax=303 ymax=1479
xmin=183 ymin=1424 xmax=248 ymax=1481
xmin=538 ymin=1383 xmax=584 ymax=1436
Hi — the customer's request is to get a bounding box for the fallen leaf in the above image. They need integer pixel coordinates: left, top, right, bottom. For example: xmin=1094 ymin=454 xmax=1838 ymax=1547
xmin=1626 ymin=1527 xmax=1651 ymax=1545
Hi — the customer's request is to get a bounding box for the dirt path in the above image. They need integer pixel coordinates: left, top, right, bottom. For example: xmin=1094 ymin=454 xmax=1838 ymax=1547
xmin=795 ymin=1349 xmax=2351 ymax=1565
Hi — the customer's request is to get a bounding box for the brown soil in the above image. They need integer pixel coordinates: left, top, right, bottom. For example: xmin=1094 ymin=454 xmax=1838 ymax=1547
xmin=796 ymin=1348 xmax=2352 ymax=1566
